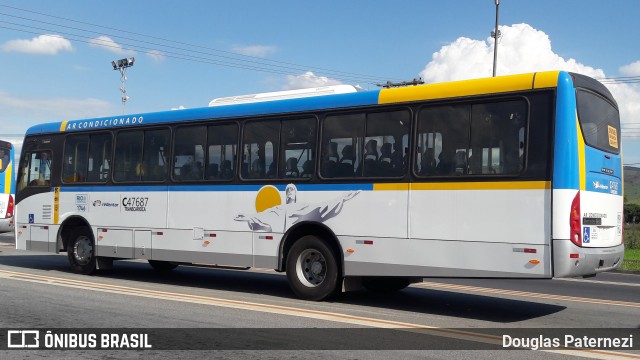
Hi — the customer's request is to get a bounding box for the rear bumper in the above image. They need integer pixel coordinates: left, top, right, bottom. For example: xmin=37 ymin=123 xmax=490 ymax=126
xmin=0 ymin=216 xmax=14 ymax=233
xmin=553 ymin=239 xmax=624 ymax=277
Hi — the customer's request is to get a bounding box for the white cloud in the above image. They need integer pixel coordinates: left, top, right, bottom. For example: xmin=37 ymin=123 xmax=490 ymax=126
xmin=620 ymin=61 xmax=640 ymax=77
xmin=419 ymin=23 xmax=640 ymax=138
xmin=146 ymin=49 xmax=165 ymax=62
xmin=0 ymin=91 xmax=114 ymax=134
xmin=1 ymin=34 xmax=73 ymax=55
xmin=284 ymin=71 xmax=343 ymax=90
xmin=89 ymin=36 xmax=135 ymax=56
xmin=232 ymin=45 xmax=277 ymax=58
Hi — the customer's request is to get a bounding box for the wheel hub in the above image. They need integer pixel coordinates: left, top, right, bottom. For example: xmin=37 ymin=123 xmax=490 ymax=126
xmin=296 ymin=249 xmax=326 ymax=287
xmin=74 ymin=236 xmax=93 ymax=265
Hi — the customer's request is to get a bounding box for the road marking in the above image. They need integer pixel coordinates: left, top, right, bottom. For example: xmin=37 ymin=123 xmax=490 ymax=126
xmin=415 ymin=281 xmax=640 ymax=308
xmin=0 ymin=269 xmax=638 ymax=359
xmin=555 ymin=277 xmax=640 ymax=288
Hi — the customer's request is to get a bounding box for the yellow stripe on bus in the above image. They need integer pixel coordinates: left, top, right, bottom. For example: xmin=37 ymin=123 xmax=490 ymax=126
xmin=4 ymin=163 xmax=11 ymax=193
xmin=53 ymin=187 xmax=60 ymax=224
xmin=378 ymin=73 xmax=535 ymax=104
xmin=372 ymin=183 xmax=409 ymax=191
xmin=59 ymin=121 xmax=68 ymax=132
xmin=408 ymin=181 xmax=551 ymax=191
xmin=373 ymin=181 xmax=550 ymax=191
xmin=533 ymin=71 xmax=560 ymax=89
xmin=576 ymin=115 xmax=586 ymax=191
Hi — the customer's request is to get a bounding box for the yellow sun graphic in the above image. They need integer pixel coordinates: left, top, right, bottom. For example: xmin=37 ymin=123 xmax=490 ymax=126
xmin=255 ymin=185 xmax=282 ymax=212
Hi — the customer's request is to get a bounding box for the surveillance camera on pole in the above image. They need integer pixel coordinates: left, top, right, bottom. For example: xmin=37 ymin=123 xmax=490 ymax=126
xmin=112 ymin=57 xmax=135 ymax=114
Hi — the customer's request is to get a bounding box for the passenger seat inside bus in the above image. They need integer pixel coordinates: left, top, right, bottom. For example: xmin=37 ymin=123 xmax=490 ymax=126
xmin=361 ymin=139 xmax=379 ymax=177
xmin=337 ymin=145 xmax=355 ymax=177
xmin=301 ymin=160 xmax=313 ymax=178
xmin=454 ymin=151 xmax=467 ymax=175
xmin=219 ymin=160 xmax=233 ymax=179
xmin=285 ymin=157 xmax=299 ymax=178
xmin=322 ymin=142 xmax=339 ymax=177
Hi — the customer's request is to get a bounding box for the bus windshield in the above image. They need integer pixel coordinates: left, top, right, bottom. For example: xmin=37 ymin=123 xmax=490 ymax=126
xmin=0 ymin=145 xmax=10 ymax=172
xmin=576 ymin=90 xmax=620 ymax=154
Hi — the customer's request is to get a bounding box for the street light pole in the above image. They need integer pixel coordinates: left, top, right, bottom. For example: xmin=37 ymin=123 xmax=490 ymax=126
xmin=111 ymin=57 xmax=135 ymax=114
xmin=492 ymin=0 xmax=500 ymax=77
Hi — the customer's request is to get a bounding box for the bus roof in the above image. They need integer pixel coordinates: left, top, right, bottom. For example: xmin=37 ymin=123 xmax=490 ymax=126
xmin=208 ymin=85 xmax=360 ymax=107
xmin=25 ymin=71 xmax=568 ymax=136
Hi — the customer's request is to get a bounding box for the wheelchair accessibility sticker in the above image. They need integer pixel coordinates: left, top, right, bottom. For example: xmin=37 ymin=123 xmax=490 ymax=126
xmin=583 ymin=227 xmax=590 ymax=244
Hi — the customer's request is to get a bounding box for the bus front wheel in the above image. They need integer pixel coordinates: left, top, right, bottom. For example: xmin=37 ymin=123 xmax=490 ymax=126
xmin=67 ymin=226 xmax=97 ymax=275
xmin=286 ymin=235 xmax=341 ymax=301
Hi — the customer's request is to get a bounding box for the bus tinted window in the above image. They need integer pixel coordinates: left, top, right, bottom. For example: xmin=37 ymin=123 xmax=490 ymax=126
xmin=63 ymin=135 xmax=89 ymax=183
xmin=416 ymin=105 xmax=470 ymax=176
xmin=469 ymin=100 xmax=526 ymax=175
xmin=416 ymin=100 xmax=526 ymax=177
xmin=0 ymin=146 xmax=10 ymax=172
xmin=207 ymin=124 xmax=237 ymax=181
xmin=577 ymin=90 xmax=620 ymax=154
xmin=174 ymin=126 xmax=206 ymax=181
xmin=17 ymin=151 xmax=51 ymax=191
xmin=86 ymin=134 xmax=112 ymax=183
xmin=322 ymin=113 xmax=364 ymax=178
xmin=364 ymin=110 xmax=410 ymax=177
xmin=322 ymin=110 xmax=409 ymax=178
xmin=242 ymin=121 xmax=280 ymax=180
xmin=63 ymin=134 xmax=112 ymax=183
xmin=142 ymin=129 xmax=169 ymax=181
xmin=281 ymin=118 xmax=316 ymax=179
xmin=114 ymin=131 xmax=143 ymax=182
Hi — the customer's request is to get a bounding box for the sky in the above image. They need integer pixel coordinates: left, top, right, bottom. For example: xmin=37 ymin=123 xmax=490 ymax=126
xmin=1 ymin=0 xmax=640 ymax=164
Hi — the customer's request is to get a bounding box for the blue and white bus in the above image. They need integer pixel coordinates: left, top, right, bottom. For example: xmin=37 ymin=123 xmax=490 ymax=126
xmin=0 ymin=140 xmax=15 ymax=233
xmin=15 ymin=71 xmax=623 ymax=300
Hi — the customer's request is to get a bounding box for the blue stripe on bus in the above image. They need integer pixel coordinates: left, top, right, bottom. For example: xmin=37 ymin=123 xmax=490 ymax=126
xmin=58 ymin=183 xmax=375 ymax=193
xmin=25 ymin=91 xmax=381 ymax=135
xmin=552 ymin=71 xmax=580 ymax=190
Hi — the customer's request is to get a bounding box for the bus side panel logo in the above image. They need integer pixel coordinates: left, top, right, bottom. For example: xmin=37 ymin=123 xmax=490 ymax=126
xmin=28 ymin=214 xmax=34 ymax=224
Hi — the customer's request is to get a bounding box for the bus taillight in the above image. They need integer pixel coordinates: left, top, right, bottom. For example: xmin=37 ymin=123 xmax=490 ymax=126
xmin=6 ymin=194 xmax=14 ymax=219
xmin=570 ymin=191 xmax=581 ymax=247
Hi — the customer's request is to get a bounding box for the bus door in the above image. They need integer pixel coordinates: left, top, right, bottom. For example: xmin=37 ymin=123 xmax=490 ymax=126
xmin=15 ymin=136 xmax=55 ymax=251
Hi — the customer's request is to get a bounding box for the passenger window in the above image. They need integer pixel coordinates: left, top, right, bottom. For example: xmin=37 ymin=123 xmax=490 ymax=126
xmin=62 ymin=135 xmax=89 ymax=183
xmin=142 ymin=129 xmax=169 ymax=181
xmin=174 ymin=126 xmax=206 ymax=181
xmin=469 ymin=100 xmax=526 ymax=175
xmin=416 ymin=106 xmax=470 ymax=176
xmin=280 ymin=118 xmax=316 ymax=179
xmin=114 ymin=131 xmax=143 ymax=182
xmin=364 ymin=110 xmax=410 ymax=177
xmin=321 ymin=113 xmax=364 ymax=178
xmin=207 ymin=124 xmax=237 ymax=181
xmin=87 ymin=134 xmax=112 ymax=183
xmin=242 ymin=121 xmax=280 ymax=180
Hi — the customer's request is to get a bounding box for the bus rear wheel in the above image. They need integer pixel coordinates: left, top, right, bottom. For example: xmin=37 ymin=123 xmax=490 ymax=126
xmin=148 ymin=260 xmax=178 ymax=271
xmin=67 ymin=226 xmax=96 ymax=275
xmin=286 ymin=235 xmax=341 ymax=301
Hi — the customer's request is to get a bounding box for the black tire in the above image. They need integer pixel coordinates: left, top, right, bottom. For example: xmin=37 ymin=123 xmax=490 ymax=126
xmin=148 ymin=260 xmax=179 ymax=271
xmin=362 ymin=277 xmax=411 ymax=293
xmin=67 ymin=226 xmax=97 ymax=275
xmin=286 ymin=235 xmax=341 ymax=301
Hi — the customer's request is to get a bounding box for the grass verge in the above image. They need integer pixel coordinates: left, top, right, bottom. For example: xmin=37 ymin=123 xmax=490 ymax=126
xmin=621 ymin=248 xmax=640 ymax=271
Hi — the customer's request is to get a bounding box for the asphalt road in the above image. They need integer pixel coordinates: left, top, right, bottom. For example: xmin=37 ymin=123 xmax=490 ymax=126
xmin=0 ymin=232 xmax=638 ymax=360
